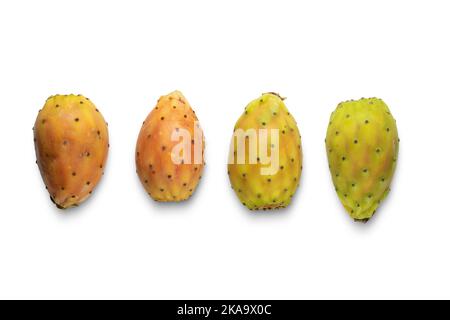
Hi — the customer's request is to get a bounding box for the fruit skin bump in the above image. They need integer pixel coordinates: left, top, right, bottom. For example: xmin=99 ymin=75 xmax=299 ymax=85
xmin=325 ymin=98 xmax=399 ymax=221
xmin=33 ymin=94 xmax=109 ymax=209
xmin=228 ymin=93 xmax=303 ymax=210
xmin=136 ymin=91 xmax=205 ymax=202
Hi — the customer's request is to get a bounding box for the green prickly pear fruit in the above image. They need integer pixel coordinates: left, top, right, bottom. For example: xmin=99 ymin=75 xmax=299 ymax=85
xmin=33 ymin=94 xmax=109 ymax=209
xmin=136 ymin=91 xmax=205 ymax=202
xmin=228 ymin=93 xmax=303 ymax=210
xmin=325 ymin=98 xmax=399 ymax=222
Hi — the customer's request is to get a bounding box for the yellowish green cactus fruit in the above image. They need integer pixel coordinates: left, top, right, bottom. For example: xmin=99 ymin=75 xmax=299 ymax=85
xmin=228 ymin=93 xmax=303 ymax=210
xmin=325 ymin=98 xmax=399 ymax=221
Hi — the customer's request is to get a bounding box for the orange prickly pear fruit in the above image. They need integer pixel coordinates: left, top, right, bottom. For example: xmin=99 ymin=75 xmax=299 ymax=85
xmin=33 ymin=94 xmax=109 ymax=209
xmin=136 ymin=91 xmax=205 ymax=202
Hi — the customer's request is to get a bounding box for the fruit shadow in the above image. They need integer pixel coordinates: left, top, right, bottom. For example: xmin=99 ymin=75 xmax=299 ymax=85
xmin=236 ymin=192 xmax=300 ymax=220
xmin=48 ymin=188 xmax=101 ymax=218
xmin=325 ymin=178 xmax=381 ymax=230
xmin=363 ymin=148 xmax=402 ymax=226
xmin=233 ymin=169 xmax=306 ymax=221
xmin=136 ymin=164 xmax=209 ymax=213
xmin=47 ymin=166 xmax=112 ymax=219
xmin=330 ymin=147 xmax=402 ymax=230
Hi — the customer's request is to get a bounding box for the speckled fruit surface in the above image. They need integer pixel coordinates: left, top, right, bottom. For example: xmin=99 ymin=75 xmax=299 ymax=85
xmin=228 ymin=93 xmax=302 ymax=210
xmin=136 ymin=91 xmax=205 ymax=202
xmin=326 ymin=98 xmax=399 ymax=221
xmin=34 ymin=94 xmax=109 ymax=209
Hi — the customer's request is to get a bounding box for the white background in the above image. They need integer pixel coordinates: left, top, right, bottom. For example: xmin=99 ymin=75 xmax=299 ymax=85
xmin=0 ymin=0 xmax=448 ymax=300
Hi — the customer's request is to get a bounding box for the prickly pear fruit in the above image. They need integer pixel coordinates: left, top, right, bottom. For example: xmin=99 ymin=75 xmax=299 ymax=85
xmin=228 ymin=93 xmax=302 ymax=210
xmin=136 ymin=91 xmax=205 ymax=202
xmin=325 ymin=98 xmax=399 ymax=221
xmin=33 ymin=94 xmax=109 ymax=209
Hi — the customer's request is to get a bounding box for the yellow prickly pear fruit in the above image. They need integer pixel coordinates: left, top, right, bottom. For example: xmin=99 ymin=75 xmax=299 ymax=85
xmin=325 ymin=98 xmax=399 ymax=221
xmin=136 ymin=91 xmax=205 ymax=202
xmin=228 ymin=93 xmax=303 ymax=210
xmin=33 ymin=94 xmax=109 ymax=209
